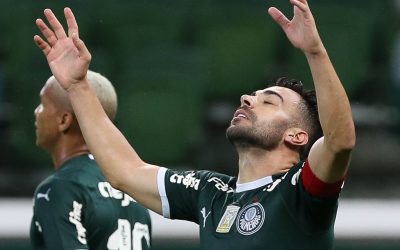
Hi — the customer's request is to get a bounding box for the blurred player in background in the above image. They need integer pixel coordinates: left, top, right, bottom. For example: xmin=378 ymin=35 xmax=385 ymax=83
xmin=33 ymin=0 xmax=355 ymax=249
xmin=30 ymin=71 xmax=152 ymax=249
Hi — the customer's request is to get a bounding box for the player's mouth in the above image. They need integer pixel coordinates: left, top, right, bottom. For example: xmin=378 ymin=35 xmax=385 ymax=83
xmin=232 ymin=108 xmax=251 ymax=124
xmin=234 ymin=109 xmax=248 ymax=119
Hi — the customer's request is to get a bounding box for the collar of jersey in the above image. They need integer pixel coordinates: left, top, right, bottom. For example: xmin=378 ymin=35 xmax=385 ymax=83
xmin=235 ymin=175 xmax=273 ymax=193
xmin=59 ymin=154 xmax=94 ymax=170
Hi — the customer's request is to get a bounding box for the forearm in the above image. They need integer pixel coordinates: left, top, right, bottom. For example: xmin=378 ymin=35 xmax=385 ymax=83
xmin=68 ymin=80 xmax=145 ymax=185
xmin=67 ymin=80 xmax=162 ymax=213
xmin=305 ymin=48 xmax=356 ymax=152
xmin=34 ymin=7 xmax=162 ymax=211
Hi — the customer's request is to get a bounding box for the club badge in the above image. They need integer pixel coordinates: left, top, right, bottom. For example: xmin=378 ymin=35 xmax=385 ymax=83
xmin=216 ymin=205 xmax=240 ymax=233
xmin=236 ymin=202 xmax=265 ymax=235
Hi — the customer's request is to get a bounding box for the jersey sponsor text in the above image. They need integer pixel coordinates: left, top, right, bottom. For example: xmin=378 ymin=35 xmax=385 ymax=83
xmin=169 ymin=172 xmax=200 ymax=190
xmin=207 ymin=177 xmax=234 ymax=193
xmin=69 ymin=201 xmax=87 ymax=244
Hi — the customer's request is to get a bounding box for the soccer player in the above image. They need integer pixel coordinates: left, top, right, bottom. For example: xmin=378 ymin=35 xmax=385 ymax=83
xmin=33 ymin=0 xmax=355 ymax=249
xmin=30 ymin=71 xmax=152 ymax=249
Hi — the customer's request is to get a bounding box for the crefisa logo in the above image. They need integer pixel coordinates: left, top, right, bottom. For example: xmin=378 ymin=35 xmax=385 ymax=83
xmin=236 ymin=202 xmax=265 ymax=235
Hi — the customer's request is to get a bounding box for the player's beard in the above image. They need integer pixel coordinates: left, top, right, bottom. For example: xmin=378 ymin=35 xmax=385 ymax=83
xmin=226 ymin=115 xmax=290 ymax=151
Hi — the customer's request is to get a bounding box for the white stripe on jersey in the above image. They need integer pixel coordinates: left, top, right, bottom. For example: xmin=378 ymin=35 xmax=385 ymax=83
xmin=157 ymin=167 xmax=171 ymax=218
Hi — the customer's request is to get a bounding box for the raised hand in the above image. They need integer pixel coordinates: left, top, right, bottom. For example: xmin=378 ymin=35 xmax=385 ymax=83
xmin=34 ymin=8 xmax=91 ymax=91
xmin=268 ymin=0 xmax=324 ymax=55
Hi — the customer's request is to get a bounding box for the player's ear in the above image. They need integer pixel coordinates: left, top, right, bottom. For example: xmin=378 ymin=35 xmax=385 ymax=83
xmin=58 ymin=112 xmax=74 ymax=133
xmin=284 ymin=128 xmax=308 ymax=146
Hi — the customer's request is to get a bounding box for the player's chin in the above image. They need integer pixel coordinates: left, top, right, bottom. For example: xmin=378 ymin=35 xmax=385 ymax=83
xmin=226 ymin=123 xmax=250 ymax=136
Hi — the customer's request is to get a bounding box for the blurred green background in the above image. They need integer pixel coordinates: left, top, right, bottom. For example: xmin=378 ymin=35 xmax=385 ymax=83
xmin=1 ymin=0 xmax=400 ymax=249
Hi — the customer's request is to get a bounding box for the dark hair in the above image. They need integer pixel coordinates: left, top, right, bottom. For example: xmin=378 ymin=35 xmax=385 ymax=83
xmin=270 ymin=77 xmax=323 ymax=159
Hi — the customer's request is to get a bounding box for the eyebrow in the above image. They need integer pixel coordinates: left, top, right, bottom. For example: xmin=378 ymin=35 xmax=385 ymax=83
xmin=252 ymin=90 xmax=284 ymax=103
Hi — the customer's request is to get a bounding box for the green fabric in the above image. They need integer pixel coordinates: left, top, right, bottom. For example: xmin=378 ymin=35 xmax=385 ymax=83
xmin=30 ymin=154 xmax=151 ymax=250
xmin=163 ymin=162 xmax=338 ymax=250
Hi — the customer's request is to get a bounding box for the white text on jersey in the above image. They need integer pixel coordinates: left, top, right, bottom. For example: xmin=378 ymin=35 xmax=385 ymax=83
xmin=98 ymin=182 xmax=135 ymax=207
xmin=169 ymin=172 xmax=200 ymax=190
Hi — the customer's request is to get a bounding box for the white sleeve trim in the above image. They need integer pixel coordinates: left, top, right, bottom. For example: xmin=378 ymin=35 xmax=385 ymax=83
xmin=157 ymin=167 xmax=171 ymax=218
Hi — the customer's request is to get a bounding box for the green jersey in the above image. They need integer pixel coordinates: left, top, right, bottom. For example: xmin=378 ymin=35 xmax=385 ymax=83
xmin=30 ymin=154 xmax=151 ymax=250
xmin=158 ymin=161 xmax=339 ymax=250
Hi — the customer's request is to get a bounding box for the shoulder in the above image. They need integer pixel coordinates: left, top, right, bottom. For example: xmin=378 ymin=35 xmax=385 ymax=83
xmin=33 ymin=178 xmax=85 ymax=205
xmin=33 ymin=162 xmax=95 ymax=211
xmin=56 ymin=155 xmax=106 ymax=185
xmin=265 ymin=161 xmax=305 ymax=192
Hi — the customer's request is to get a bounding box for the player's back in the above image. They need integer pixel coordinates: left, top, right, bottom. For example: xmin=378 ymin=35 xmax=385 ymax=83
xmin=30 ymin=154 xmax=152 ymax=250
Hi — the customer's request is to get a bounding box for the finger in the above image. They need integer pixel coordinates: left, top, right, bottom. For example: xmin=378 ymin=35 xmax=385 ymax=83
xmin=290 ymin=0 xmax=311 ymax=18
xmin=64 ymin=8 xmax=79 ymax=38
xmin=35 ymin=18 xmax=58 ymax=47
xmin=268 ymin=7 xmax=290 ymax=29
xmin=293 ymin=0 xmax=308 ymax=6
xmin=33 ymin=35 xmax=52 ymax=56
xmin=44 ymin=9 xmax=67 ymax=40
xmin=291 ymin=0 xmax=308 ymax=11
xmin=72 ymin=33 xmax=92 ymax=63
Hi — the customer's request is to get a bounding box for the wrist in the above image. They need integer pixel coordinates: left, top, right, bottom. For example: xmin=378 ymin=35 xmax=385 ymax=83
xmin=305 ymin=46 xmax=328 ymax=61
xmin=67 ymin=78 xmax=91 ymax=95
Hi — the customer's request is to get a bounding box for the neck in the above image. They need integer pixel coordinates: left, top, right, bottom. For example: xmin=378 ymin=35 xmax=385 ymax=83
xmin=50 ymin=138 xmax=90 ymax=170
xmin=236 ymin=145 xmax=299 ymax=184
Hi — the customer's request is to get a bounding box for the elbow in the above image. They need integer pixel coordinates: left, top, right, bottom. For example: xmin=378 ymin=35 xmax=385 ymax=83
xmin=340 ymin=136 xmax=356 ymax=153
xmin=105 ymin=174 xmax=124 ymax=190
xmin=339 ymin=135 xmax=356 ymax=153
xmin=327 ymin=137 xmax=355 ymax=155
xmin=343 ymin=123 xmax=356 ymax=150
xmin=347 ymin=132 xmax=356 ymax=150
xmin=107 ymin=160 xmax=147 ymax=192
xmin=102 ymin=165 xmax=131 ymax=191
xmin=327 ymin=124 xmax=356 ymax=153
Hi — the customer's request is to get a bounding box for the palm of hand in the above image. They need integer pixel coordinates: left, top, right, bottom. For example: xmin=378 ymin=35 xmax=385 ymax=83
xmin=34 ymin=8 xmax=91 ymax=91
xmin=47 ymin=37 xmax=87 ymax=90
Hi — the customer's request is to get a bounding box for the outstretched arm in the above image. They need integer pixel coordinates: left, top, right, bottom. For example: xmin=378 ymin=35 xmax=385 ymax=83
xmin=34 ymin=8 xmax=163 ymax=214
xmin=269 ymin=0 xmax=356 ymax=182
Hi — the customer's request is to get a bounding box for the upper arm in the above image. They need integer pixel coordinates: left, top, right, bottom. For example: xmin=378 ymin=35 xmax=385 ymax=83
xmin=307 ymin=136 xmax=353 ymax=183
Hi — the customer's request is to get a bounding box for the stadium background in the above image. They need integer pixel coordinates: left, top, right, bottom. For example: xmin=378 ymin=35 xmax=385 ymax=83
xmin=1 ymin=0 xmax=400 ymax=249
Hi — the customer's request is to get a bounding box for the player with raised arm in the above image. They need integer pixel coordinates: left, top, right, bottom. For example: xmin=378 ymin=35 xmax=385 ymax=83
xmin=34 ymin=0 xmax=355 ymax=248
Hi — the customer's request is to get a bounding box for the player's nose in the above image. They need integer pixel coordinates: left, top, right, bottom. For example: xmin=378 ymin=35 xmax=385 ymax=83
xmin=240 ymin=94 xmax=255 ymax=109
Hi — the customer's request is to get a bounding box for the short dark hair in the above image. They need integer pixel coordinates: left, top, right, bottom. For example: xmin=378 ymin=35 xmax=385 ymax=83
xmin=270 ymin=77 xmax=322 ymax=159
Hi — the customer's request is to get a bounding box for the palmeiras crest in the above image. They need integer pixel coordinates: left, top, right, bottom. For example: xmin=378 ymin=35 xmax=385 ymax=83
xmin=236 ymin=202 xmax=265 ymax=235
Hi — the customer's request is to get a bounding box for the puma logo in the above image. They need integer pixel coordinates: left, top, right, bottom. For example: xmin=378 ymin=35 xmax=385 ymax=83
xmin=201 ymin=207 xmax=211 ymax=228
xmin=37 ymin=188 xmax=51 ymax=202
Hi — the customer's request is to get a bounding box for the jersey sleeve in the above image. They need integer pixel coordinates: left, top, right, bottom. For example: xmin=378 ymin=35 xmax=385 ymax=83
xmin=30 ymin=180 xmax=89 ymax=250
xmin=301 ymin=160 xmax=344 ymax=198
xmin=278 ymin=161 xmax=340 ymax=233
xmin=157 ymin=168 xmax=220 ymax=223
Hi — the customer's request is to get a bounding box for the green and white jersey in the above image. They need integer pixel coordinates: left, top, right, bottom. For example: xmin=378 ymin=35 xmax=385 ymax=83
xmin=157 ymin=161 xmax=339 ymax=250
xmin=30 ymin=154 xmax=151 ymax=250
